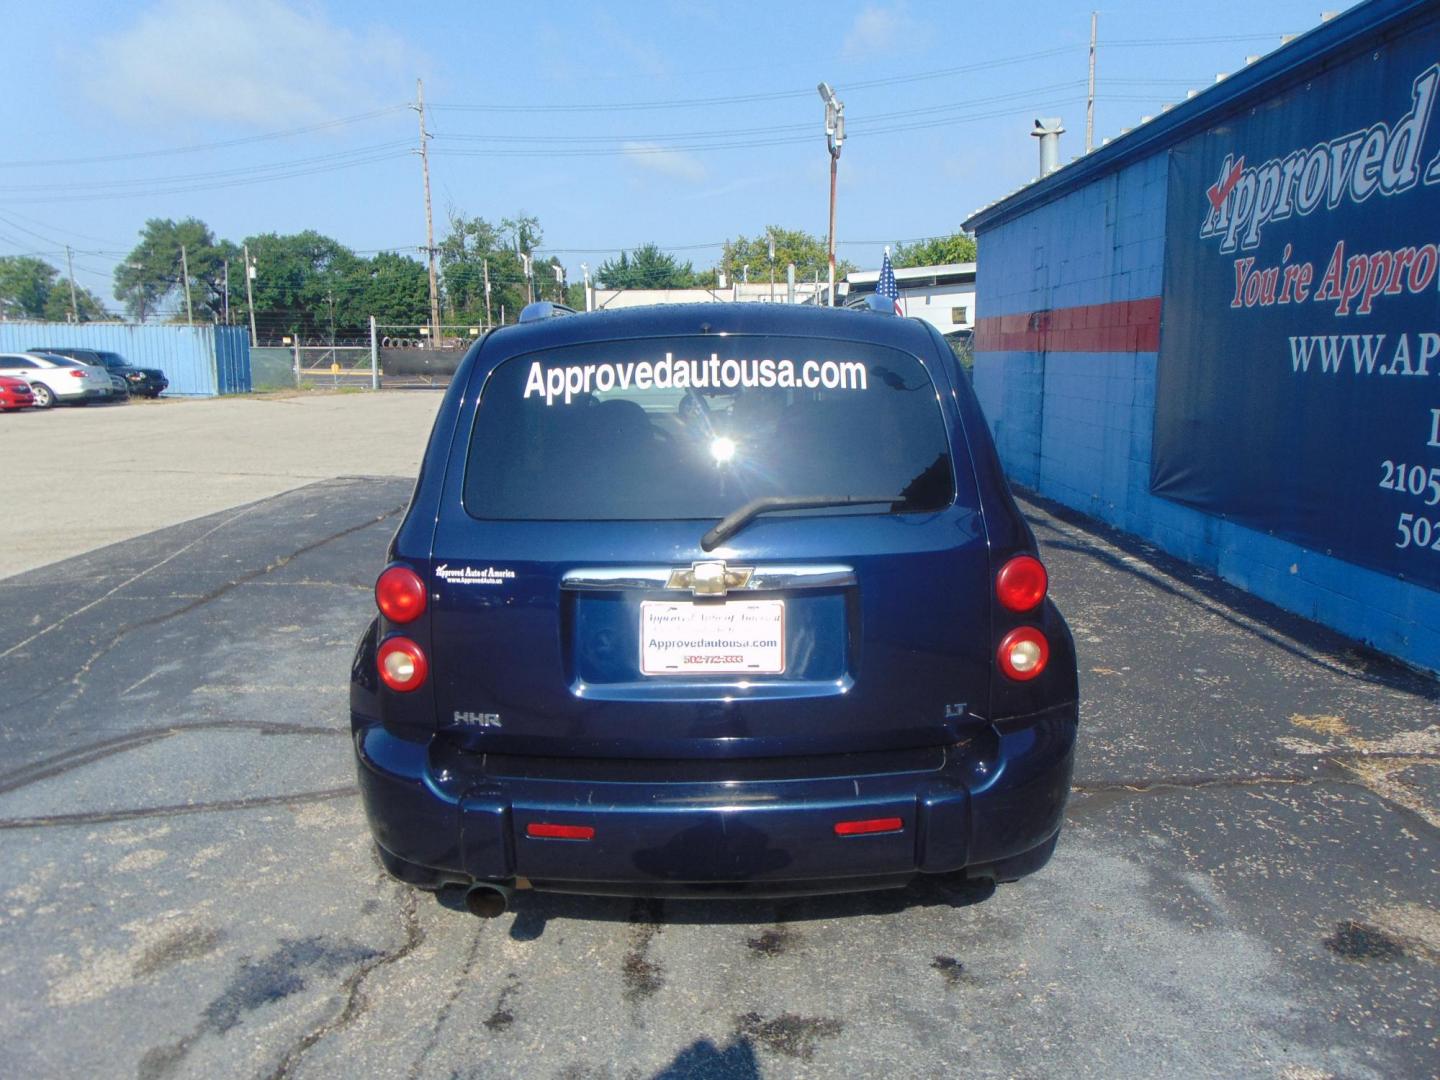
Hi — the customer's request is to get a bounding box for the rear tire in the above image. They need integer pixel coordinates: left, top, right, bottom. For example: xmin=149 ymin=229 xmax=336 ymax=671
xmin=30 ymin=384 xmax=54 ymax=409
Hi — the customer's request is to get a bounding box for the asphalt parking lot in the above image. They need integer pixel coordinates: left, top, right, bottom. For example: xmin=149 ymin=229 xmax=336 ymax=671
xmin=1 ymin=395 xmax=1437 ymax=1078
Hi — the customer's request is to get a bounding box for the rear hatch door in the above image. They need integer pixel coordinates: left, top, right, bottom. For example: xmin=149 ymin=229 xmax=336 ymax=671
xmin=427 ymin=331 xmax=990 ymax=759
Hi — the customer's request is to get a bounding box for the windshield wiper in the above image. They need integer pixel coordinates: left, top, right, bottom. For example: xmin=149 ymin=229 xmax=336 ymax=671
xmin=701 ymin=494 xmax=900 ymax=551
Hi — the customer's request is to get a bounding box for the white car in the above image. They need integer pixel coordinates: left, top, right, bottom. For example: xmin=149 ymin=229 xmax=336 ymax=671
xmin=0 ymin=352 xmax=111 ymax=408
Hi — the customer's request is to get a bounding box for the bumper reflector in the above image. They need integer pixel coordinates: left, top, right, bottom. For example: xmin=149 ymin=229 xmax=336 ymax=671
xmin=526 ymin=823 xmax=596 ymax=840
xmin=834 ymin=817 xmax=904 ymax=836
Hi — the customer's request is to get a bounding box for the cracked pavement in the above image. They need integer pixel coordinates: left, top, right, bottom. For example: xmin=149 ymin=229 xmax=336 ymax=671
xmin=0 ymin=468 xmax=1437 ymax=1078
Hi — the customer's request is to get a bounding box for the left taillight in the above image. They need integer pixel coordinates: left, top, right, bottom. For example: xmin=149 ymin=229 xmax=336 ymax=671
xmin=375 ymin=565 xmax=426 ymax=623
xmin=377 ymin=636 xmax=428 ymax=692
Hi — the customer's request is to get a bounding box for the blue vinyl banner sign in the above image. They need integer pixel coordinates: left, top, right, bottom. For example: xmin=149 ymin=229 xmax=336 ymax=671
xmin=1153 ymin=22 xmax=1440 ymax=590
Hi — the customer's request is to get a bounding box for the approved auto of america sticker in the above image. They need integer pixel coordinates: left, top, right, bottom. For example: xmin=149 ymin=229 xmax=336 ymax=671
xmin=435 ymin=564 xmax=516 ymax=587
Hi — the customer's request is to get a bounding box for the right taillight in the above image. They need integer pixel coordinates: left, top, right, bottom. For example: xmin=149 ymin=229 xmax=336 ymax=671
xmin=996 ymin=555 xmax=1047 ymax=612
xmin=997 ymin=626 xmax=1049 ymax=681
xmin=375 ymin=565 xmax=427 ymax=623
xmin=377 ymin=636 xmax=429 ymax=692
xmin=68 ymin=370 xmax=88 ymax=379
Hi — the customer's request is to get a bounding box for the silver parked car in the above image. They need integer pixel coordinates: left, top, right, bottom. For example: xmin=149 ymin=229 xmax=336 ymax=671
xmin=0 ymin=352 xmax=111 ymax=408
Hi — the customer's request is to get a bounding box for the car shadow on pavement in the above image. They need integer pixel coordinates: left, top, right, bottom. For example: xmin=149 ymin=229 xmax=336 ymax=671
xmin=431 ymin=874 xmax=997 ymax=940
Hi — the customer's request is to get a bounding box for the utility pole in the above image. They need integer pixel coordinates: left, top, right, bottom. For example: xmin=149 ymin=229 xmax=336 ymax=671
xmin=581 ymin=263 xmax=592 ymax=311
xmin=64 ymin=246 xmax=79 ymax=322
xmin=223 ymin=259 xmax=230 ymax=324
xmin=243 ymin=243 xmax=258 ymax=347
xmin=519 ymin=250 xmax=534 ymax=305
xmin=413 ymin=78 xmax=441 ymax=348
xmin=483 ymin=258 xmax=492 ymax=329
xmin=1086 ymin=11 xmax=1098 ymax=153
xmin=179 ymin=243 xmax=194 ymax=327
xmin=768 ymin=231 xmax=776 ymax=303
xmin=818 ymin=82 xmax=845 ymax=306
xmin=553 ymin=263 xmax=565 ymax=303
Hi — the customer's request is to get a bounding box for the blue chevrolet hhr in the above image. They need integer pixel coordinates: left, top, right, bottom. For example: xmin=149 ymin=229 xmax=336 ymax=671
xmin=351 ymin=299 xmax=1077 ymax=916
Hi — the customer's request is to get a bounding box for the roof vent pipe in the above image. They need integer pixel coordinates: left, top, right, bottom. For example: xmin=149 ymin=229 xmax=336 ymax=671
xmin=1032 ymin=117 xmax=1064 ymax=177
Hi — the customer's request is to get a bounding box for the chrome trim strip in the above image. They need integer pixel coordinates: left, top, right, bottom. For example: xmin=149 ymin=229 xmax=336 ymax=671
xmin=560 ymin=567 xmax=671 ymax=591
xmin=562 ymin=564 xmax=856 ymax=592
xmin=747 ymin=564 xmax=856 ymax=590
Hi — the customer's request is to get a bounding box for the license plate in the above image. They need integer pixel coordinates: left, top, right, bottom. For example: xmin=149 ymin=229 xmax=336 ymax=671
xmin=640 ymin=600 xmax=785 ymax=675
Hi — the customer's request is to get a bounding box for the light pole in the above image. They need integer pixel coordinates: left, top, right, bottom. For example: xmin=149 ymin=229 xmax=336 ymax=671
xmin=818 ymin=82 xmax=845 ymax=306
xmin=768 ymin=230 xmax=776 ymax=303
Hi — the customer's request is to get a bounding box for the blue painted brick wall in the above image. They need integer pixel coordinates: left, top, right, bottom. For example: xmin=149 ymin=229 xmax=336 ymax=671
xmin=973 ymin=154 xmax=1440 ymax=672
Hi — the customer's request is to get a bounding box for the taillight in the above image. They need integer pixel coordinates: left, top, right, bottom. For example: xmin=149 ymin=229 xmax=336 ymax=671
xmin=68 ymin=370 xmax=87 ymax=379
xmin=834 ymin=817 xmax=904 ymax=836
xmin=996 ymin=555 xmax=1047 ymax=612
xmin=375 ymin=565 xmax=426 ymax=623
xmin=527 ymin=823 xmax=595 ymax=840
xmin=997 ymin=627 xmax=1049 ymax=681
xmin=377 ymin=636 xmax=428 ymax=692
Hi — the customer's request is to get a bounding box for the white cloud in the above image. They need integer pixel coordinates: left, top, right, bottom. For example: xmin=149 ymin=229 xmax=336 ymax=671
xmin=622 ymin=142 xmax=706 ymax=182
xmin=88 ymin=0 xmax=422 ymax=127
xmin=842 ymin=4 xmax=916 ymax=59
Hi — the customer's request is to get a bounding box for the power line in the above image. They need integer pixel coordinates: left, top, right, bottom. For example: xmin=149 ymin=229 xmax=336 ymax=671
xmin=0 ymin=142 xmax=414 ymax=194
xmin=0 ymin=107 xmax=409 ymax=169
xmin=0 ymin=149 xmax=413 ymax=204
xmin=428 ymin=47 xmax=1081 ymax=114
xmin=430 ymin=82 xmax=1088 ymax=147
xmin=431 ymin=97 xmax=1090 ymax=158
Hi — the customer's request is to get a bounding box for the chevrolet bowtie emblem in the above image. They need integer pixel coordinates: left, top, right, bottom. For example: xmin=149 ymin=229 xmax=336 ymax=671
xmin=666 ymin=560 xmax=754 ymax=596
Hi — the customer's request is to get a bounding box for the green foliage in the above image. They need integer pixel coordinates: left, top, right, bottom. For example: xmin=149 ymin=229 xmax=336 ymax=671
xmin=42 ymin=281 xmax=107 ymax=322
xmin=360 ymin=250 xmax=430 ymax=325
xmin=596 ymin=243 xmax=697 ymax=289
xmin=0 ymin=256 xmax=106 ymax=321
xmin=114 ymin=218 xmax=237 ymax=321
xmin=0 ymin=256 xmax=59 ymax=318
xmin=235 ymin=231 xmax=430 ymax=339
xmin=721 ymin=227 xmax=855 ymax=285
xmin=439 ymin=209 xmax=561 ymax=325
xmin=892 ymin=231 xmax=977 ymax=268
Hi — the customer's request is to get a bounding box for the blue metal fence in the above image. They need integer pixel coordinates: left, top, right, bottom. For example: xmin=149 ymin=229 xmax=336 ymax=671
xmin=0 ymin=321 xmax=251 ymax=396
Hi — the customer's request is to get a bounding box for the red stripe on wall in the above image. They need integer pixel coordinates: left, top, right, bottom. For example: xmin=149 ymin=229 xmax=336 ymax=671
xmin=974 ymin=297 xmax=1161 ymax=353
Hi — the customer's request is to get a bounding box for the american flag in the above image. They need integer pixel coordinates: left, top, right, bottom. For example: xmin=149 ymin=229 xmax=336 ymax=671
xmin=877 ymin=249 xmax=905 ymax=315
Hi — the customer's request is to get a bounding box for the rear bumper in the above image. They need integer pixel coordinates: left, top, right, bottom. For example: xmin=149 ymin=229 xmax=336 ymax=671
xmin=353 ymin=704 xmax=1076 ymax=895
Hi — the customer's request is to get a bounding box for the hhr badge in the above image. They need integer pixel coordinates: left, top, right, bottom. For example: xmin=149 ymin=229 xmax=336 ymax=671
xmin=454 ymin=711 xmax=503 ymax=728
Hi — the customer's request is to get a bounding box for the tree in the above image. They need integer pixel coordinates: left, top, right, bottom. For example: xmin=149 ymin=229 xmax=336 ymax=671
xmin=114 ymin=218 xmax=237 ymax=321
xmin=239 ymin=230 xmax=368 ymax=341
xmin=596 ymin=243 xmax=697 ymax=289
xmin=439 ymin=209 xmax=553 ymax=325
xmin=0 ymin=256 xmax=107 ymax=321
xmin=0 ymin=256 xmax=58 ymax=318
xmin=42 ymin=281 xmax=108 ymax=322
xmin=355 ymin=251 xmax=429 ymax=325
xmin=440 ymin=211 xmax=504 ymax=319
xmin=892 ymin=231 xmax=977 ymax=268
xmin=720 ymin=227 xmax=854 ymax=286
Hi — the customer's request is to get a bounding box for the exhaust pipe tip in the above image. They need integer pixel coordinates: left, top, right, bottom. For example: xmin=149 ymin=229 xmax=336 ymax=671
xmin=465 ymin=883 xmax=512 ymax=918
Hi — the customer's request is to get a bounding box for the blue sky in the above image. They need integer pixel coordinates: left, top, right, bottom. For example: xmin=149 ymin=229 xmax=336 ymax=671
xmin=0 ymin=0 xmax=1359 ymax=309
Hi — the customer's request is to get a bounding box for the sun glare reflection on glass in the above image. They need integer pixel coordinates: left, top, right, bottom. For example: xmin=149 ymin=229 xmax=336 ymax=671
xmin=710 ymin=436 xmax=737 ymax=464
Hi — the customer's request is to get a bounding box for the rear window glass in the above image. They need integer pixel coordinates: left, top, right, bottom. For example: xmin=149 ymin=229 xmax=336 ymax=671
xmin=462 ymin=335 xmax=956 ymax=521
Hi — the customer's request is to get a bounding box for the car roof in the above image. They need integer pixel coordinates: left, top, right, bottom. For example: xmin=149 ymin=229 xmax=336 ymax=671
xmin=485 ymin=303 xmax=941 ymax=356
xmin=1 ymin=351 xmax=70 ymax=364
